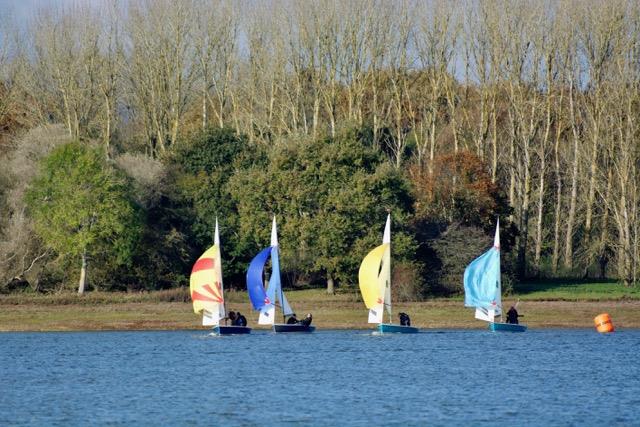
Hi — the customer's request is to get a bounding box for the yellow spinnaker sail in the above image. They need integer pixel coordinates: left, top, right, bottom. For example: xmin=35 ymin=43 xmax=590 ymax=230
xmin=358 ymin=243 xmax=390 ymax=309
xmin=190 ymin=245 xmax=224 ymax=315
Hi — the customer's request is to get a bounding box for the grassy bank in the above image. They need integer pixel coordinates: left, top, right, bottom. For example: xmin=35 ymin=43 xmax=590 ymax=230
xmin=1 ymin=281 xmax=639 ymax=331
xmin=514 ymin=280 xmax=640 ymax=301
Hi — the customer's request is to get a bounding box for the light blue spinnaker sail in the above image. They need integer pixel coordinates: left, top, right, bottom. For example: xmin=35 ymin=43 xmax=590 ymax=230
xmin=267 ymin=243 xmax=293 ymax=316
xmin=464 ymin=220 xmax=502 ymax=316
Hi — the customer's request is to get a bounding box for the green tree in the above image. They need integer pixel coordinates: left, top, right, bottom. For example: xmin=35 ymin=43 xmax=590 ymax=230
xmin=229 ymin=129 xmax=417 ymax=293
xmin=27 ymin=142 xmax=140 ymax=294
xmin=172 ymin=127 xmax=266 ymax=283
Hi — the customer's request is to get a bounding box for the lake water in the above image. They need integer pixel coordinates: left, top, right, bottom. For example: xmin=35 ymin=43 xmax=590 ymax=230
xmin=1 ymin=329 xmax=639 ymax=426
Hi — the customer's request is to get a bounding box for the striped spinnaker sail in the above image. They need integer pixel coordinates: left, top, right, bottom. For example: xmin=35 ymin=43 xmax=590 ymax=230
xmin=190 ymin=220 xmax=225 ymax=326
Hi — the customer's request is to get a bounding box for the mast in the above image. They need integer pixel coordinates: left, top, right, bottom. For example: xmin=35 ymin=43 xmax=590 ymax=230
xmin=215 ymin=217 xmax=227 ymax=324
xmin=271 ymin=216 xmax=286 ymax=323
xmin=383 ymin=214 xmax=392 ymax=324
xmin=494 ymin=218 xmax=502 ymax=319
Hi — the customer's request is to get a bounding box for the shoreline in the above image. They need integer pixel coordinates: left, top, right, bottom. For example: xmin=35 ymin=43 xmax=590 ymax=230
xmin=2 ymin=300 xmax=639 ymax=332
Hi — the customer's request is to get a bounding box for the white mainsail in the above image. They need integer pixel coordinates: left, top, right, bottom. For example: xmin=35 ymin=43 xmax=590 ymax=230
xmin=382 ymin=215 xmax=392 ymax=319
xmin=361 ymin=214 xmax=392 ymax=324
xmin=257 ymin=217 xmax=294 ymax=325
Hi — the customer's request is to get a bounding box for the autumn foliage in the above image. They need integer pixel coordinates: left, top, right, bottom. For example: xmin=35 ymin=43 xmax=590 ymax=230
xmin=412 ymin=151 xmax=508 ymax=230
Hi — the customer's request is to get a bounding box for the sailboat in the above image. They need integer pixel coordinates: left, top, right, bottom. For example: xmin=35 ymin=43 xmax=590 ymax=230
xmin=246 ymin=217 xmax=315 ymax=333
xmin=463 ymin=219 xmax=526 ymax=332
xmin=190 ymin=219 xmax=251 ymax=335
xmin=359 ymin=214 xmax=418 ymax=333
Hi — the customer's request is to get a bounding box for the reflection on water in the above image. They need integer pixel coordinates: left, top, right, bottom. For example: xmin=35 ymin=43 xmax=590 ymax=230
xmin=1 ymin=329 xmax=639 ymax=426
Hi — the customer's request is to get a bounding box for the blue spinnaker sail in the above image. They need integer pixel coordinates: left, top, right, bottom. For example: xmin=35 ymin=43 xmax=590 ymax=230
xmin=246 ymin=247 xmax=272 ymax=310
xmin=463 ymin=246 xmax=501 ymax=310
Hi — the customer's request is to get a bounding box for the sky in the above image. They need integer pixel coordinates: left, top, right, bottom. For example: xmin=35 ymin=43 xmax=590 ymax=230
xmin=2 ymin=0 xmax=101 ymax=27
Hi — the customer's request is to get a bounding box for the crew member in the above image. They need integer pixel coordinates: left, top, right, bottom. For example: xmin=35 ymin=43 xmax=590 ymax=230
xmin=506 ymin=306 xmax=520 ymax=324
xmin=399 ymin=312 xmax=411 ymax=326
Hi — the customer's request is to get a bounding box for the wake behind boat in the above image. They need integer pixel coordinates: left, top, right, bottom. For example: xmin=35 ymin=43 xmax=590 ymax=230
xmin=359 ymin=214 xmax=419 ymax=334
xmin=246 ymin=217 xmax=315 ymax=333
xmin=463 ymin=219 xmax=527 ymax=333
xmin=190 ymin=219 xmax=251 ymax=335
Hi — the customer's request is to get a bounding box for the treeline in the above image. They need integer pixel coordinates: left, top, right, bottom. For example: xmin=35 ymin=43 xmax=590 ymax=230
xmin=0 ymin=0 xmax=639 ymax=293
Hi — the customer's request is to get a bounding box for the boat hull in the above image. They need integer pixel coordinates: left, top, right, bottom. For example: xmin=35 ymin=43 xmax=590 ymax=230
xmin=273 ymin=324 xmax=316 ymax=333
xmin=378 ymin=323 xmax=419 ymax=334
xmin=212 ymin=326 xmax=252 ymax=335
xmin=489 ymin=322 xmax=527 ymax=332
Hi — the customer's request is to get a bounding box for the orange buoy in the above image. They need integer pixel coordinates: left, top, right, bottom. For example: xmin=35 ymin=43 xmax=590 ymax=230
xmin=594 ymin=313 xmax=614 ymax=333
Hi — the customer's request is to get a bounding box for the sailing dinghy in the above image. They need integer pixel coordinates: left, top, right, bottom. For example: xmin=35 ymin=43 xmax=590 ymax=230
xmin=463 ymin=219 xmax=526 ymax=332
xmin=359 ymin=214 xmax=418 ymax=333
xmin=246 ymin=217 xmax=315 ymax=333
xmin=190 ymin=219 xmax=251 ymax=335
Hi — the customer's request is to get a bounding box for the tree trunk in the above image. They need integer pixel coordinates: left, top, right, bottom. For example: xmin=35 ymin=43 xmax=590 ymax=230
xmin=583 ymin=113 xmax=600 ymax=270
xmin=326 ymin=274 xmax=335 ymax=295
xmin=517 ymin=143 xmax=531 ymax=279
xmin=312 ymin=93 xmax=320 ymax=139
xmin=491 ymin=104 xmax=498 ymax=183
xmin=619 ymin=190 xmax=631 ymax=286
xmin=534 ymin=162 xmax=545 ymax=271
xmin=551 ymin=121 xmax=563 ymax=274
xmin=104 ymin=95 xmax=111 ymax=160
xmin=62 ymin=92 xmax=73 ymax=138
xmin=372 ymin=77 xmax=378 ymax=145
xmin=535 ymin=93 xmax=553 ymax=272
xmin=78 ymin=249 xmax=87 ymax=295
xmin=564 ymin=86 xmax=580 ymax=270
xmin=598 ymin=168 xmax=612 ymax=279
xmin=508 ymin=134 xmax=516 ymax=209
xmin=202 ymin=88 xmax=207 ymax=130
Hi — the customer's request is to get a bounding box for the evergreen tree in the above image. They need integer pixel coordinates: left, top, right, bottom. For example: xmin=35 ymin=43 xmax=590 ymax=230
xmin=172 ymin=127 xmax=266 ymax=284
xmin=229 ymin=129 xmax=417 ymax=292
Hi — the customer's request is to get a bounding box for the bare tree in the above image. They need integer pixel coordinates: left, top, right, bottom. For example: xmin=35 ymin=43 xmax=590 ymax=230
xmin=193 ymin=0 xmax=238 ymax=130
xmin=123 ymin=0 xmax=196 ymax=156
xmin=0 ymin=126 xmax=71 ymax=289
xmin=30 ymin=5 xmax=105 ymax=140
xmin=412 ymin=3 xmax=459 ymax=176
xmin=576 ymin=2 xmax=626 ymax=272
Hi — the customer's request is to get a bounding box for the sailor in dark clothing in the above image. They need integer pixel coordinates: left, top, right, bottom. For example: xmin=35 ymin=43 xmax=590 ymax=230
xmin=506 ymin=306 xmax=520 ymax=324
xmin=287 ymin=314 xmax=298 ymax=324
xmin=225 ymin=311 xmax=247 ymax=326
xmin=399 ymin=312 xmax=411 ymax=326
xmin=226 ymin=311 xmax=237 ymax=325
xmin=300 ymin=313 xmax=313 ymax=327
xmin=235 ymin=312 xmax=247 ymax=327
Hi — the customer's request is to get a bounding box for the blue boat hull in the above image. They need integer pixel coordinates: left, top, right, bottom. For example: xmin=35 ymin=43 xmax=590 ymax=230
xmin=378 ymin=323 xmax=419 ymax=334
xmin=273 ymin=324 xmax=316 ymax=333
xmin=212 ymin=326 xmax=252 ymax=335
xmin=489 ymin=322 xmax=527 ymax=332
